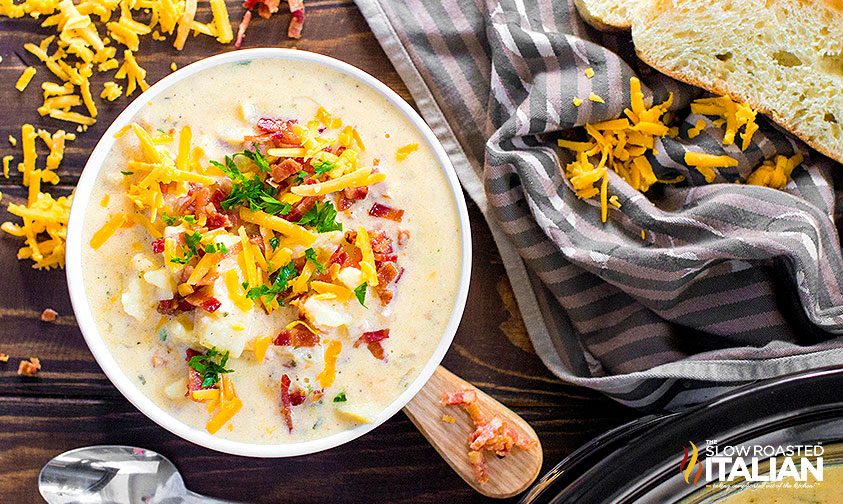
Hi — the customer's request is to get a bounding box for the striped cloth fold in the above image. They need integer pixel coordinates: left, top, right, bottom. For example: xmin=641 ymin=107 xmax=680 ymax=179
xmin=355 ymin=0 xmax=843 ymax=409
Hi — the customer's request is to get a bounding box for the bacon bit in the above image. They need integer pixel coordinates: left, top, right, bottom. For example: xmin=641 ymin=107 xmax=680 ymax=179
xmin=376 ymin=262 xmax=399 ymax=285
xmin=270 ymin=158 xmax=302 ymax=183
xmin=205 ymin=212 xmax=231 ymax=230
xmin=369 ymin=203 xmax=404 ymax=222
xmin=200 ymin=297 xmax=222 ymax=313
xmin=397 ymin=229 xmax=410 ymax=246
xmin=358 ymin=329 xmax=389 ymax=344
xmin=274 ymin=325 xmax=320 ymax=347
xmin=279 ymin=374 xmax=294 ymax=432
xmin=40 ymin=308 xmax=58 ymax=322
xmin=157 ymin=297 xmax=196 ymax=315
xmin=288 ymin=0 xmax=305 ymax=39
xmin=354 ymin=329 xmax=389 ymax=360
xmin=289 ymin=388 xmax=307 ymax=406
xmin=17 ymin=357 xmax=41 ymax=376
xmin=369 ymin=231 xmax=396 ymax=263
xmin=235 ymin=10 xmax=252 ymax=48
xmin=286 ymin=195 xmax=319 ymax=222
xmin=151 ymin=238 xmax=165 ymax=254
xmin=469 ymin=450 xmax=488 ymax=484
xmin=442 ymin=387 xmax=537 ymax=483
xmin=337 ymin=186 xmax=368 ymax=210
xmin=442 ymin=389 xmax=477 ymax=406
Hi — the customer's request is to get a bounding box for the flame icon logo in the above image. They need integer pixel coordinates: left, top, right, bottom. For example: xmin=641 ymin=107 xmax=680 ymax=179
xmin=679 ymin=441 xmax=703 ymax=486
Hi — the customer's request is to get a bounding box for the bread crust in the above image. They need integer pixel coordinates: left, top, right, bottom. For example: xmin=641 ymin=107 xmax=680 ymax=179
xmin=573 ymin=0 xmax=633 ymax=31
xmin=634 ymin=48 xmax=843 ymax=163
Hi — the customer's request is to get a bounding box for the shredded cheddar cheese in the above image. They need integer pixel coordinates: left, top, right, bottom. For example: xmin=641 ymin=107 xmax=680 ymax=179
xmin=15 ymin=66 xmax=36 ymax=91
xmin=90 ymin=213 xmax=127 ymax=249
xmin=252 ymin=335 xmax=272 ymax=363
xmin=557 ymin=77 xmax=796 ymax=224
xmin=747 ymin=154 xmax=803 ymax=190
xmin=316 ymin=340 xmax=342 ymax=389
xmin=395 ymin=143 xmax=418 ymax=161
xmin=573 ymin=97 xmax=583 ymax=107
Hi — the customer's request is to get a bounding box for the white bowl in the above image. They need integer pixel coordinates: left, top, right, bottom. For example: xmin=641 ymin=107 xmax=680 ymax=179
xmin=65 ymin=48 xmax=472 ymax=458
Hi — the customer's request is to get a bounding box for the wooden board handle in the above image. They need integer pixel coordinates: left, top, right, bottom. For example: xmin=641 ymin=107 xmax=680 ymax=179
xmin=403 ymin=366 xmax=543 ymax=499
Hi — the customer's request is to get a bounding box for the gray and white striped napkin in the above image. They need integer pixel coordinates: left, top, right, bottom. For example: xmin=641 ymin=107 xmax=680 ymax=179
xmin=355 ymin=0 xmax=843 ymax=409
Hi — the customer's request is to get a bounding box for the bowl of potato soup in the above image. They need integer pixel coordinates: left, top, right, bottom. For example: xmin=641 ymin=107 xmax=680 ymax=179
xmin=65 ymin=48 xmax=471 ymax=457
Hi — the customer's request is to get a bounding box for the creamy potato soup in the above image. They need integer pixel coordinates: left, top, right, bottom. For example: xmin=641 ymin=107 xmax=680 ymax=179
xmin=81 ymin=58 xmax=462 ymax=443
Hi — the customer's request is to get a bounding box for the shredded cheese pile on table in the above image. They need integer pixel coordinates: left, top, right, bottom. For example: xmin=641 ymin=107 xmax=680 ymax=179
xmin=1 ymin=0 xmax=236 ymax=131
xmin=1 ymin=125 xmax=76 ymax=269
xmin=558 ymin=77 xmax=802 ymax=223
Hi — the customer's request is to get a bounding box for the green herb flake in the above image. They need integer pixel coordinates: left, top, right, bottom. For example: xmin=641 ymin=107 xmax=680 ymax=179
xmin=354 ymin=282 xmax=368 ymax=307
xmin=184 ymin=232 xmax=203 ymax=256
xmin=333 ymin=391 xmax=347 ymax=403
xmin=297 ymin=201 xmax=343 ymax=233
xmin=312 ymin=159 xmax=335 ymax=175
xmin=204 ymin=242 xmax=229 ymax=254
xmin=304 ymin=248 xmax=326 ymax=273
xmin=138 ymin=374 xmax=146 ymax=385
xmin=120 ymin=170 xmax=134 ymax=176
xmin=157 ymin=328 xmax=168 ymax=341
xmin=182 ymin=215 xmax=196 ymax=224
xmin=187 ymin=347 xmax=234 ymax=388
xmin=293 ymin=171 xmax=307 ymax=184
xmin=246 ymin=261 xmax=297 ymax=303
xmin=161 ymin=212 xmax=177 ymax=226
xmin=269 ymin=236 xmax=280 ymax=250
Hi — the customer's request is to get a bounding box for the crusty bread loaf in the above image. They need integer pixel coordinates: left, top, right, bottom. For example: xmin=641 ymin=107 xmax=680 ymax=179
xmin=629 ymin=0 xmax=843 ymax=163
xmin=573 ymin=0 xmax=634 ymax=31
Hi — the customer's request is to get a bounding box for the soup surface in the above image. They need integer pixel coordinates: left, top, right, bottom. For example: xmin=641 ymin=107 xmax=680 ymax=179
xmin=718 ymin=464 xmax=843 ymax=503
xmin=81 ymin=58 xmax=462 ymax=443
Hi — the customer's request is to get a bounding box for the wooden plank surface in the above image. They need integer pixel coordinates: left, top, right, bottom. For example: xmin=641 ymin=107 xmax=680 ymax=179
xmin=0 ymin=1 xmax=637 ymax=502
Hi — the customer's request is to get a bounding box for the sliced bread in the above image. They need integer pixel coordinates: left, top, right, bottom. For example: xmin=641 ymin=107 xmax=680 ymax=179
xmin=574 ymin=0 xmax=635 ymax=31
xmin=629 ymin=0 xmax=843 ymax=163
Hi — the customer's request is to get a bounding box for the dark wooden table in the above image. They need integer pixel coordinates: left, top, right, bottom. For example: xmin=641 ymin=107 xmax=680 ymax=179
xmin=0 ymin=2 xmax=637 ymax=501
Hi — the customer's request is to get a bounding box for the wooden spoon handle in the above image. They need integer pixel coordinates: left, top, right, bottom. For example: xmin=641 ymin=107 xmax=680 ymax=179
xmin=403 ymin=366 xmax=543 ymax=499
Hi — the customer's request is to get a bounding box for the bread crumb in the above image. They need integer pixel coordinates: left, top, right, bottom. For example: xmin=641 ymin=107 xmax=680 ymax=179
xmin=17 ymin=357 xmax=41 ymax=376
xmin=8 ymin=135 xmax=16 ymax=146
xmin=0 ymin=353 xmax=9 ymax=362
xmin=641 ymin=230 xmax=646 ymax=240
xmin=584 ymin=67 xmax=595 ymax=78
xmin=588 ymin=92 xmax=605 ymax=103
xmin=441 ymin=414 xmax=456 ymax=424
xmin=40 ymin=308 xmax=58 ymax=322
xmin=573 ymin=97 xmax=583 ymax=107
xmin=170 ymin=62 xmax=178 ymax=71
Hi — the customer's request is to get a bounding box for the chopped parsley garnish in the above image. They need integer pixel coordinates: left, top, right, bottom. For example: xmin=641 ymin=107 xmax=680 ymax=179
xmin=204 ymin=242 xmax=229 ymax=254
xmin=293 ymin=170 xmax=307 ymax=184
xmin=188 ymin=347 xmax=234 ymax=388
xmin=269 ymin=236 xmax=280 ymax=250
xmin=161 ymin=212 xmax=195 ymax=227
xmin=304 ymin=248 xmax=325 ymax=273
xmin=170 ymin=231 xmax=203 ymax=264
xmin=333 ymin=391 xmax=347 ymax=403
xmin=246 ymin=261 xmax=297 ymax=303
xmin=354 ymin=282 xmax=367 ymax=307
xmin=120 ymin=170 xmax=134 ymax=176
xmin=237 ymin=148 xmax=270 ymax=173
xmin=211 ymin=150 xmax=290 ymax=215
xmin=297 ymin=201 xmax=343 ymax=233
xmin=184 ymin=232 xmax=203 ymax=256
xmin=157 ymin=328 xmax=168 ymax=341
xmin=312 ymin=159 xmax=335 ymax=175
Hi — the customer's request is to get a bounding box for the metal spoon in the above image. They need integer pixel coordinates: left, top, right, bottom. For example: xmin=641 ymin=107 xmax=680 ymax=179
xmin=39 ymin=445 xmax=235 ymax=504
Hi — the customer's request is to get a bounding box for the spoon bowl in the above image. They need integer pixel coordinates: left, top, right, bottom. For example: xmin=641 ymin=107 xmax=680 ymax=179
xmin=39 ymin=445 xmax=232 ymax=504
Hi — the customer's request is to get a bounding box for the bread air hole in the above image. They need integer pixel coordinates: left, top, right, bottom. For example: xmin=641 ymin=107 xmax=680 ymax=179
xmin=824 ymin=112 xmax=838 ymax=124
xmin=818 ymin=54 xmax=843 ymax=79
xmin=715 ymin=52 xmax=733 ymax=62
xmin=772 ymin=50 xmax=802 ymax=67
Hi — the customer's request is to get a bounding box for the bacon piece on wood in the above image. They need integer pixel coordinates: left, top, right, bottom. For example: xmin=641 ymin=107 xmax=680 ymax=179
xmin=280 ymin=374 xmax=294 ymax=432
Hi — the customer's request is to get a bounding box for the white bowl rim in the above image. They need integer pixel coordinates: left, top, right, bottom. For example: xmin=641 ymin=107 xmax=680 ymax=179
xmin=65 ymin=48 xmax=472 ymax=458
